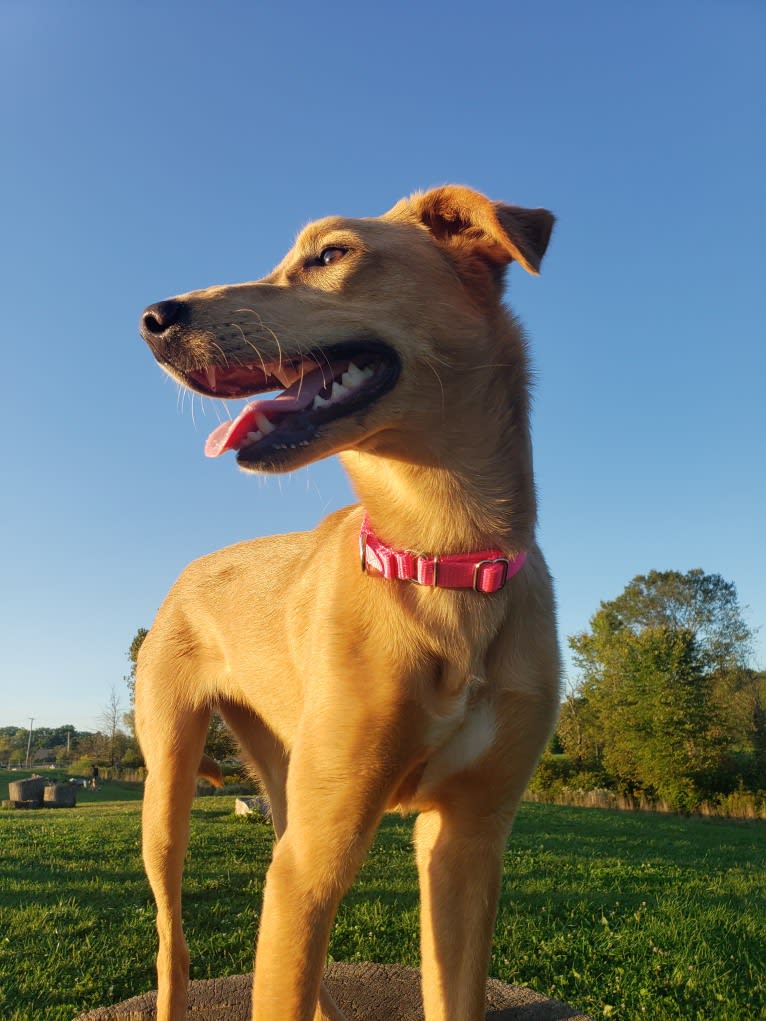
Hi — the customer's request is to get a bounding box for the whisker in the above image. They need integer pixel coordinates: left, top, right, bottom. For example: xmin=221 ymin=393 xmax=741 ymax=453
xmin=424 ymin=357 xmax=447 ymax=428
xmin=209 ymin=341 xmax=230 ymax=367
xmin=233 ymin=308 xmax=286 ymax=371
xmin=463 ymin=363 xmax=517 ymax=370
xmin=230 ymin=323 xmax=271 ymax=379
xmin=312 ymin=347 xmax=335 ymax=390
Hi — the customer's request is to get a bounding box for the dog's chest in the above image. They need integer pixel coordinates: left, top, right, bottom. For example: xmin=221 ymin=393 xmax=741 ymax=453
xmin=414 ymin=671 xmax=497 ymax=797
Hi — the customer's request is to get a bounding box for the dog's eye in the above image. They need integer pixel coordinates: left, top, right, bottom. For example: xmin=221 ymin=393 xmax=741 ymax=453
xmin=318 ymin=246 xmax=347 ymax=267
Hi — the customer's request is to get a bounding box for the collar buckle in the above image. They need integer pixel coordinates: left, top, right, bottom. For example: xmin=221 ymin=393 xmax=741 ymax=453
xmin=473 ymin=557 xmax=510 ymax=592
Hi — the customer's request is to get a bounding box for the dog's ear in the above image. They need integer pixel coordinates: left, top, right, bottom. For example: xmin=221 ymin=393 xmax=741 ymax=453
xmin=387 ymin=185 xmax=554 ymax=275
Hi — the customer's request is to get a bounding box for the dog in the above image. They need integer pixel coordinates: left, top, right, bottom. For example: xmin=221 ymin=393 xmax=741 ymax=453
xmin=136 ymin=185 xmax=561 ymax=1021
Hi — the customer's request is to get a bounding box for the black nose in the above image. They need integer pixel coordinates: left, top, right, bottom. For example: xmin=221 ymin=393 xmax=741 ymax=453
xmin=140 ymin=299 xmax=185 ymax=344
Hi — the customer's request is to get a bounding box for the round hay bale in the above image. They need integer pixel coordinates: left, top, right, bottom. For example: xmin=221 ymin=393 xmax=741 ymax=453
xmin=44 ymin=783 xmax=77 ymax=808
xmin=70 ymin=962 xmax=592 ymax=1020
xmin=8 ymin=776 xmax=46 ymax=806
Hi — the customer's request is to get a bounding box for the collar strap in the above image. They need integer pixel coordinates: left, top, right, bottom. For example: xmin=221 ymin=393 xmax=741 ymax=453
xmin=359 ymin=516 xmax=526 ymax=594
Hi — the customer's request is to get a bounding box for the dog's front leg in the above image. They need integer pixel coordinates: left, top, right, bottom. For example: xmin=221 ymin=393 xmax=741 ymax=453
xmin=414 ymin=805 xmax=508 ymax=1021
xmin=139 ymin=705 xmax=212 ymax=1021
xmin=219 ymin=702 xmax=346 ymax=1021
xmin=415 ymin=690 xmax=558 ymax=1021
xmin=250 ymin=698 xmax=412 ymax=1021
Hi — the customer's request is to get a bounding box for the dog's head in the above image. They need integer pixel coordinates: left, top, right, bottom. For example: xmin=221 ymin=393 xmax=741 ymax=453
xmin=139 ymin=186 xmax=554 ymax=473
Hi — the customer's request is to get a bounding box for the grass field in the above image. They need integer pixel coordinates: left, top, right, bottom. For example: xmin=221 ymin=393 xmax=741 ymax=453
xmin=1 ymin=771 xmax=764 ymax=1021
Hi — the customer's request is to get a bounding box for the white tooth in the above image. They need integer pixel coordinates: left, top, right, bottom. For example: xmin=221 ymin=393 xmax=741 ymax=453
xmin=361 ymin=364 xmax=375 ymax=377
xmin=344 ymin=362 xmax=366 ymax=386
xmin=238 ymin=430 xmax=262 ymax=449
xmin=255 ymin=413 xmax=275 ymax=434
xmin=205 ymin=366 xmax=217 ymax=390
xmin=331 ymin=381 xmax=348 ymax=402
xmin=312 ymin=394 xmax=331 ymax=409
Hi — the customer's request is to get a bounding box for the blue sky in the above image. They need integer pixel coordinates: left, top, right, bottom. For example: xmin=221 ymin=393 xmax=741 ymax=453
xmin=1 ymin=1 xmax=763 ymax=731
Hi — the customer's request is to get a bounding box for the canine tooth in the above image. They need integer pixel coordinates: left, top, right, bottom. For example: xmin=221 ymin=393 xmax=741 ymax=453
xmin=312 ymin=394 xmax=331 ymax=409
xmin=331 ymin=381 xmax=348 ymax=402
xmin=255 ymin=413 xmax=275 ymax=434
xmin=205 ymin=366 xmax=217 ymax=390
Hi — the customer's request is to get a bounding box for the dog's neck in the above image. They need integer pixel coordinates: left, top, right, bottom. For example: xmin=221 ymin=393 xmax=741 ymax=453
xmin=344 ymin=456 xmax=534 ymax=557
xmin=341 ymin=364 xmax=536 ymax=557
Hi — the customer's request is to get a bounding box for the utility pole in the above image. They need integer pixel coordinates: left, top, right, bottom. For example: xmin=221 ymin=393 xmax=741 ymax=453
xmin=25 ymin=717 xmax=34 ymax=769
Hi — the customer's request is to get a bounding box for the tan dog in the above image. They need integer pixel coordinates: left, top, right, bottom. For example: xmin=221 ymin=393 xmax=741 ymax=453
xmin=136 ymin=185 xmax=561 ymax=1021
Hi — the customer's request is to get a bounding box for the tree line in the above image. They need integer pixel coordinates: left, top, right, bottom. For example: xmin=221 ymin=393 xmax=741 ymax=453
xmin=0 ymin=722 xmax=141 ymax=771
xmin=537 ymin=569 xmax=765 ymax=813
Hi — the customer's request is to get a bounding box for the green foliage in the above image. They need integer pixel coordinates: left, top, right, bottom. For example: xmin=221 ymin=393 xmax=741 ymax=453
xmin=205 ymin=713 xmax=238 ymax=761
xmin=125 ymin=626 xmax=149 ymax=705
xmin=561 ymin=570 xmax=764 ymax=812
xmin=0 ymin=725 xmax=98 ymax=769
xmin=601 ymin=570 xmax=753 ymax=671
xmin=69 ymin=756 xmax=98 ymax=776
xmin=120 ymin=746 xmax=144 ymax=769
xmin=527 ymin=753 xmax=610 ymax=803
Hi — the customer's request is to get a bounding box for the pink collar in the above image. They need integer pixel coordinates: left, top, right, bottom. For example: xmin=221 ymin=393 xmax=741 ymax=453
xmin=359 ymin=515 xmax=526 ymax=594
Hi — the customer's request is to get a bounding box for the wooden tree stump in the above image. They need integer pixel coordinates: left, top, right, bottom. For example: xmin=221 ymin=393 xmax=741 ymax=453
xmin=8 ymin=776 xmax=47 ymax=807
xmin=70 ymin=963 xmax=592 ymax=1020
xmin=44 ymin=783 xmax=77 ymax=807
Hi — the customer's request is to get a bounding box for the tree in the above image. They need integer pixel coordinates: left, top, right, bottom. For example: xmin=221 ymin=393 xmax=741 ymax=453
xmin=126 ymin=627 xmax=149 ymax=706
xmin=0 ymin=733 xmax=13 ymax=767
xmin=123 ymin=626 xmax=149 ymax=739
xmin=204 ymin=713 xmax=238 ymax=761
xmin=564 ymin=570 xmax=758 ymax=810
xmin=556 ymin=691 xmax=603 ymax=768
xmin=100 ymin=684 xmax=127 ymax=767
xmin=596 ymin=570 xmax=753 ymax=673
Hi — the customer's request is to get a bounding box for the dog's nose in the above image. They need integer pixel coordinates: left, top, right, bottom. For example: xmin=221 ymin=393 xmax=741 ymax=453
xmin=140 ymin=299 xmax=184 ymax=343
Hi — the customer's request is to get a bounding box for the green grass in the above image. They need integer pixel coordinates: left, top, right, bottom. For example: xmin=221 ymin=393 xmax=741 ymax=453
xmin=1 ymin=791 xmax=764 ymax=1020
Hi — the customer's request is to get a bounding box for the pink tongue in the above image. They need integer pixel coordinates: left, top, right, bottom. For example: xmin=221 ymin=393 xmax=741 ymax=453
xmin=204 ymin=366 xmax=332 ymax=457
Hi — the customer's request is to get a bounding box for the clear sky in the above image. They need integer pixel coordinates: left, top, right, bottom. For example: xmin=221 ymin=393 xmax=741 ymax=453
xmin=1 ymin=1 xmax=763 ymax=732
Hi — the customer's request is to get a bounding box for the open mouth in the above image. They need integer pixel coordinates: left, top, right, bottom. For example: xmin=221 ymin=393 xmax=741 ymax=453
xmin=180 ymin=340 xmax=400 ymax=462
